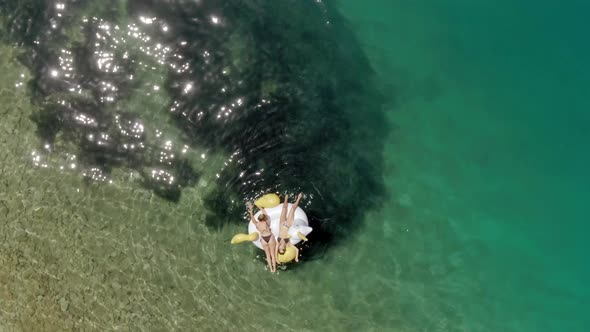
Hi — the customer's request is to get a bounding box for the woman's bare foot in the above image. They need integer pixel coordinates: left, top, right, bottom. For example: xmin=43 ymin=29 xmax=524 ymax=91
xmin=295 ymin=193 xmax=303 ymax=204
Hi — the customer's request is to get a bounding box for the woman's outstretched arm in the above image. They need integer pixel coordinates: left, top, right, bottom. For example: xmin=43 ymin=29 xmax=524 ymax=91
xmin=289 ymin=243 xmax=300 ymax=262
xmin=247 ymin=202 xmax=257 ymax=224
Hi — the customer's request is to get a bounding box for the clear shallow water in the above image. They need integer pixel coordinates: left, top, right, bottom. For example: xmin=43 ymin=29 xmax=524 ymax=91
xmin=0 ymin=0 xmax=589 ymax=331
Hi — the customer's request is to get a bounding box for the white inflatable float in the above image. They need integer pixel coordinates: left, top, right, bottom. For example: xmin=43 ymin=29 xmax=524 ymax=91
xmin=249 ymin=203 xmax=312 ymax=250
xmin=231 ymin=194 xmax=313 ymax=263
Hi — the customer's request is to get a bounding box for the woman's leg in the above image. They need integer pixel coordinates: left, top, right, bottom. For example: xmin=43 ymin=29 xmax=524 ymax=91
xmin=262 ymin=245 xmax=274 ymax=272
xmin=287 ymin=193 xmax=303 ymax=226
xmin=269 ymin=238 xmax=277 ymax=271
xmin=279 ymin=194 xmax=289 ymax=224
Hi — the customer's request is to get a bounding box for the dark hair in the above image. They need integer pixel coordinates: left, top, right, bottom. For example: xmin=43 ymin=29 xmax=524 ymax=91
xmin=258 ymin=214 xmax=268 ymax=222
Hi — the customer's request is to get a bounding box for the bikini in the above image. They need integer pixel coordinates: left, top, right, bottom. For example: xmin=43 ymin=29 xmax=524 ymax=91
xmin=256 ymin=220 xmax=273 ymax=244
xmin=261 ymin=233 xmax=273 ymax=243
xmin=277 ymin=220 xmax=290 ymax=245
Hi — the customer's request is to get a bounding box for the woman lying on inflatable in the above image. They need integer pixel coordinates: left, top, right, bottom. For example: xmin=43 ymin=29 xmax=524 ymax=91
xmin=231 ymin=193 xmax=312 ymax=272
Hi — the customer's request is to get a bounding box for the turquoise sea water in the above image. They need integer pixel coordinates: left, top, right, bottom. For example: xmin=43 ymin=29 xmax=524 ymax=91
xmin=0 ymin=1 xmax=588 ymax=331
xmin=338 ymin=0 xmax=590 ymax=330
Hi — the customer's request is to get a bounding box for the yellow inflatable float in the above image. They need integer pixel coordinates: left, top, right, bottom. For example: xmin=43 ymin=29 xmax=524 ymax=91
xmin=277 ymin=245 xmax=297 ymax=263
xmin=254 ymin=193 xmax=280 ymax=208
xmin=231 ymin=194 xmax=312 ymax=263
xmin=230 ymin=232 xmax=258 ymax=244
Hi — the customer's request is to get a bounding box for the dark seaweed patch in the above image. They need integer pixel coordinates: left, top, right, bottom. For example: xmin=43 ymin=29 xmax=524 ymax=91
xmin=2 ymin=0 xmax=391 ymax=256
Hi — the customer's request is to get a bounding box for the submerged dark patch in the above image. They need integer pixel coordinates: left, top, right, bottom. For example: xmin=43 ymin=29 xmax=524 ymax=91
xmin=2 ymin=0 xmax=391 ymax=256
